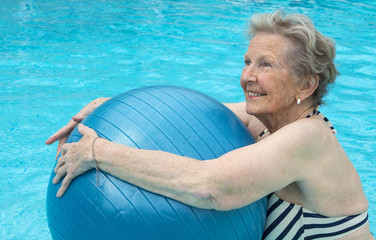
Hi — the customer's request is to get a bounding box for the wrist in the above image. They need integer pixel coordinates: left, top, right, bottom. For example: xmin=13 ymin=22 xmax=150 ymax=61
xmin=91 ymin=137 xmax=102 ymax=186
xmin=90 ymin=137 xmax=111 ymax=167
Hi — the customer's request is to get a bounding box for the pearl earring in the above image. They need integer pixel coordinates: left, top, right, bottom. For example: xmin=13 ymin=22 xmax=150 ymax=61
xmin=297 ymin=98 xmax=301 ymax=105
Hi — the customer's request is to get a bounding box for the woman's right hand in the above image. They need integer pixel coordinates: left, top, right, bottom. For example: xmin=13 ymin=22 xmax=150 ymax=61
xmin=45 ymin=97 xmax=110 ymax=160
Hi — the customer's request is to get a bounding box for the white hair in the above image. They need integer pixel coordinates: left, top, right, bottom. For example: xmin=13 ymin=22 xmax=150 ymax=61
xmin=249 ymin=10 xmax=339 ymax=105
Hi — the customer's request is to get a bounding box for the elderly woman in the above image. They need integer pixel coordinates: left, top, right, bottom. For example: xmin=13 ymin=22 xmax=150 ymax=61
xmin=46 ymin=11 xmax=373 ymax=239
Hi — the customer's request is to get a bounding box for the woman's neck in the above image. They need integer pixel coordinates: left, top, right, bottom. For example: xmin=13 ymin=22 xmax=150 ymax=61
xmin=255 ymin=102 xmax=316 ymax=134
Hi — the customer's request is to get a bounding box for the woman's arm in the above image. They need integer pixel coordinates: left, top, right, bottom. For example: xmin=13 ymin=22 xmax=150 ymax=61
xmin=223 ymin=102 xmax=250 ymax=125
xmin=224 ymin=102 xmax=268 ymax=140
xmin=53 ymin=124 xmax=216 ymax=209
xmin=54 ymin=121 xmax=322 ymax=210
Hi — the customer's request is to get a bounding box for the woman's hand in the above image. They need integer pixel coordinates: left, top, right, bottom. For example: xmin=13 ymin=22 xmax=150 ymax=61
xmin=45 ymin=97 xmax=109 ymax=160
xmin=52 ymin=124 xmax=99 ymax=197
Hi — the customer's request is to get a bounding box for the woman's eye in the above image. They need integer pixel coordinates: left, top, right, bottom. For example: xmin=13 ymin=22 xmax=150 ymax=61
xmin=245 ymin=60 xmax=251 ymax=65
xmin=263 ymin=62 xmax=272 ymax=67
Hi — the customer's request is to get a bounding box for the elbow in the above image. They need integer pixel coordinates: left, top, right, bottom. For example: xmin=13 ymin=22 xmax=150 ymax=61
xmin=192 ymin=183 xmax=236 ymax=211
xmin=190 ymin=162 xmax=247 ymax=211
xmin=205 ymin=188 xmax=261 ymax=211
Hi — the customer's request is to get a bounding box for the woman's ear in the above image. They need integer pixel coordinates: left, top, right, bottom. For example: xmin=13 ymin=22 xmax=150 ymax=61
xmin=299 ymin=75 xmax=319 ymax=101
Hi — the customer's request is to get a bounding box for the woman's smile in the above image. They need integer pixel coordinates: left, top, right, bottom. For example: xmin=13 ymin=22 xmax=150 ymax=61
xmin=247 ymin=91 xmax=266 ymax=97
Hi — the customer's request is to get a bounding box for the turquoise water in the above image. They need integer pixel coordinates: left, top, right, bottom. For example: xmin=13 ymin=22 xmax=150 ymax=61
xmin=1 ymin=0 xmax=375 ymax=239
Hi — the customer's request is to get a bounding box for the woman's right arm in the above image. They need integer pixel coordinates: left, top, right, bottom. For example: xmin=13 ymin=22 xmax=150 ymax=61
xmin=223 ymin=102 xmax=249 ymax=125
xmin=53 ymin=118 xmax=318 ymax=210
xmin=223 ymin=102 xmax=267 ymax=140
xmin=45 ymin=97 xmax=110 ymax=160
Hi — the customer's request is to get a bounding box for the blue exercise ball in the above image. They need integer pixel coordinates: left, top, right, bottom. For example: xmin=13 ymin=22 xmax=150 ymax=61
xmin=46 ymin=85 xmax=267 ymax=240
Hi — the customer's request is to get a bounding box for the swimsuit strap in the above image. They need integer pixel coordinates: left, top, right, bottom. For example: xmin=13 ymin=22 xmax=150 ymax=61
xmin=255 ymin=128 xmax=269 ymax=142
xmin=306 ymin=105 xmax=337 ymax=134
xmin=256 ymin=106 xmax=336 ymax=142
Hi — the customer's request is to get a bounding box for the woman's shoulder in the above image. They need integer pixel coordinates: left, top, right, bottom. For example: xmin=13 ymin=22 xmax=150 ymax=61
xmin=262 ymin=117 xmax=335 ymax=165
xmin=274 ymin=117 xmax=330 ymax=144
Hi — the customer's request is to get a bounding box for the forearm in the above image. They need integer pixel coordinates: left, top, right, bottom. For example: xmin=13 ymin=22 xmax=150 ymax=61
xmin=94 ymin=138 xmax=218 ymax=209
xmin=223 ymin=102 xmax=267 ymax=139
xmin=223 ymin=102 xmax=248 ymax=125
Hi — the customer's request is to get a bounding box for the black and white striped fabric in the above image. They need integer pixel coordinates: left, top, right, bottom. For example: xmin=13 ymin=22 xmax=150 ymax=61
xmin=306 ymin=107 xmax=337 ymax=134
xmin=263 ymin=194 xmax=369 ymax=240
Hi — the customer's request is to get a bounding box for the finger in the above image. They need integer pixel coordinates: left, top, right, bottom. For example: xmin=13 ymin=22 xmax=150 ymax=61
xmin=72 ymin=115 xmax=84 ymax=123
xmin=54 ymin=156 xmax=66 ymax=173
xmin=53 ymin=164 xmax=67 ymax=184
xmin=55 ymin=137 xmax=68 ymax=161
xmin=45 ymin=119 xmax=78 ymax=145
xmin=56 ymin=174 xmax=73 ymax=198
xmin=61 ymin=143 xmax=72 ymax=156
xmin=78 ymin=124 xmax=98 ymax=138
xmin=60 ymin=147 xmax=66 ymax=157
xmin=74 ymin=98 xmax=105 ymax=120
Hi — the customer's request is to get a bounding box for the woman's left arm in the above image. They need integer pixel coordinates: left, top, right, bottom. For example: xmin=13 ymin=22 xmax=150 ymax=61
xmin=54 ymin=121 xmax=322 ymax=210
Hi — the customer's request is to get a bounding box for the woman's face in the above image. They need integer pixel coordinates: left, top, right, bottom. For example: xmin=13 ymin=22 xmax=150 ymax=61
xmin=240 ymin=32 xmax=300 ymax=116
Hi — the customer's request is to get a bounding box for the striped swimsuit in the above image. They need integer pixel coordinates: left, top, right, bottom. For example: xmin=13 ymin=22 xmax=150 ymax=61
xmin=260 ymin=107 xmax=369 ymax=239
xmin=263 ymin=194 xmax=369 ymax=239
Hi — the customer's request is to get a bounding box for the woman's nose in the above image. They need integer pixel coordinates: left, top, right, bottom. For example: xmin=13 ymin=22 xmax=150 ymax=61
xmin=243 ymin=65 xmax=257 ymax=82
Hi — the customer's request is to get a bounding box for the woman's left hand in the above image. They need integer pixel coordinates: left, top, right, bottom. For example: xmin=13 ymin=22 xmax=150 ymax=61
xmin=52 ymin=124 xmax=99 ymax=197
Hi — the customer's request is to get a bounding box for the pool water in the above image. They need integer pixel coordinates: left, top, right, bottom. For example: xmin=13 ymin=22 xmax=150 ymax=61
xmin=1 ymin=0 xmax=375 ymax=239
